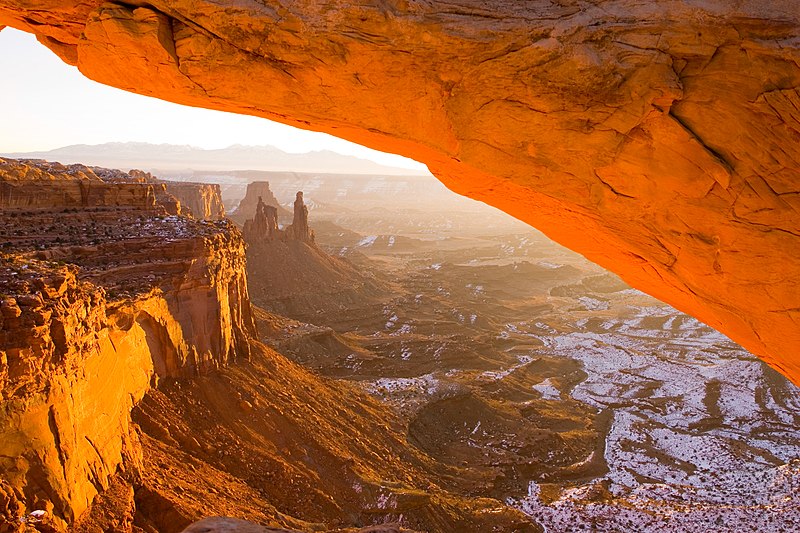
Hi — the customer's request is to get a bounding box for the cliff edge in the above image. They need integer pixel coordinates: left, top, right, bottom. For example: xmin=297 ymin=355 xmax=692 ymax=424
xmin=0 ymin=158 xmax=254 ymax=528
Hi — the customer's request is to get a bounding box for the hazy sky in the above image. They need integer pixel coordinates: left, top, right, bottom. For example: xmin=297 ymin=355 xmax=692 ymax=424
xmin=0 ymin=28 xmax=427 ymax=171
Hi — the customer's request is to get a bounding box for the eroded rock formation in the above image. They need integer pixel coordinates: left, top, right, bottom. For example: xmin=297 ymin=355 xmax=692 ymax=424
xmin=0 ymin=158 xmax=157 ymax=209
xmin=243 ymin=190 xmax=313 ymax=244
xmin=163 ymin=182 xmax=225 ymax=220
xmin=243 ymin=196 xmax=279 ymax=242
xmin=89 ymin=163 xmax=226 ymax=220
xmin=230 ymin=181 xmax=286 ymax=226
xmin=1 ymin=159 xmax=538 ymax=532
xmin=285 ymin=192 xmax=312 ymax=243
xmin=0 ymin=3 xmax=798 ymax=382
xmin=0 ymin=159 xmax=254 ymax=527
xmin=242 ymin=191 xmax=384 ymax=323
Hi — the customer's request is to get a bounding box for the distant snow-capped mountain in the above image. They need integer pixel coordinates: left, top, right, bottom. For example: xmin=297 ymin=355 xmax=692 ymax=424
xmin=2 ymin=142 xmax=429 ymax=176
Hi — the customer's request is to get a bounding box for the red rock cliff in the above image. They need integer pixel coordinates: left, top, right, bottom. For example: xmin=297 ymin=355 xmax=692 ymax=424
xmin=0 ymin=158 xmax=157 ymax=209
xmin=0 ymin=2 xmax=798 ymax=383
xmin=163 ymin=182 xmax=225 ymax=220
xmin=0 ymin=160 xmax=255 ymax=527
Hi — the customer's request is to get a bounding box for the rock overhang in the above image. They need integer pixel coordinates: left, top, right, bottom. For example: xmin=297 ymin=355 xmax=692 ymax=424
xmin=0 ymin=0 xmax=798 ymax=384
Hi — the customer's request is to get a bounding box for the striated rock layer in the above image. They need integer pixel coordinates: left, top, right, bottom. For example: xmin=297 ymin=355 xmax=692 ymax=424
xmin=163 ymin=182 xmax=226 ymax=221
xmin=86 ymin=162 xmax=226 ymax=221
xmin=0 ymin=158 xmax=157 ymax=210
xmin=0 ymin=160 xmax=254 ymax=527
xmin=1 ymin=1 xmax=797 ymax=382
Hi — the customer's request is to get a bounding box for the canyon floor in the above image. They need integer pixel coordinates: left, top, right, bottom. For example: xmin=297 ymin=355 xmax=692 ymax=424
xmin=252 ymin=196 xmax=800 ymax=532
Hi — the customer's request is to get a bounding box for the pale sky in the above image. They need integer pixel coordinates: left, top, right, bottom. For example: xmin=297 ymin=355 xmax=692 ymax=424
xmin=0 ymin=28 xmax=427 ymax=171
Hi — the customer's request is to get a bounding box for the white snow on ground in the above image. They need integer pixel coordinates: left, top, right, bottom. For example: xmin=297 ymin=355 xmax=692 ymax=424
xmin=481 ymin=355 xmax=533 ymax=381
xmin=511 ymin=462 xmax=800 ymax=533
xmin=508 ymin=303 xmax=800 ymax=531
xmin=537 ymin=261 xmax=562 ymax=269
xmin=400 ymin=344 xmax=412 ymax=360
xmin=384 ymin=313 xmax=398 ymax=329
xmin=363 ymin=373 xmax=443 ymax=412
xmin=393 ymin=323 xmax=413 ymax=335
xmin=367 ymin=374 xmax=440 ymax=395
xmin=357 ymin=235 xmax=378 ymax=247
xmin=532 ymin=378 xmax=561 ymax=400
xmin=577 ymin=296 xmax=609 ymax=311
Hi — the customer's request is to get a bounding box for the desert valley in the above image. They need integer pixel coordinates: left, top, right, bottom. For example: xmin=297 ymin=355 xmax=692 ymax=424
xmin=1 ymin=1 xmax=800 ymax=531
xmin=0 ymin=148 xmax=797 ymax=532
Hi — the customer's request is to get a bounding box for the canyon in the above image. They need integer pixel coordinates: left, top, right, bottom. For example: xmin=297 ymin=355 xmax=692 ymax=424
xmin=1 ymin=0 xmax=800 ymax=530
xmin=0 ymin=158 xmax=254 ymax=529
xmin=0 ymin=0 xmax=798 ymax=384
xmin=237 ymin=183 xmax=385 ymax=322
xmin=1 ymin=157 xmax=798 ymax=531
xmin=0 ymin=159 xmax=545 ymax=531
xmin=252 ymin=177 xmax=800 ymax=532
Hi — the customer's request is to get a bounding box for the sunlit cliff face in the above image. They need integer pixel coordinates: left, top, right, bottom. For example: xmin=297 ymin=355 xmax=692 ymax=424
xmin=1 ymin=0 xmax=799 ymax=383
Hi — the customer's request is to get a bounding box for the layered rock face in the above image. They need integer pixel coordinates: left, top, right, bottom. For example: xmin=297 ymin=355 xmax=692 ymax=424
xmin=0 ymin=159 xmax=254 ymax=527
xmin=243 ymin=197 xmax=280 ymax=241
xmin=243 ymin=190 xmax=313 ymax=244
xmin=0 ymin=158 xmax=157 ymax=210
xmin=1 ymin=1 xmax=797 ymax=382
xmin=0 ymin=159 xmax=534 ymax=532
xmin=163 ymin=182 xmax=225 ymax=220
xmin=88 ymin=163 xmax=226 ymax=220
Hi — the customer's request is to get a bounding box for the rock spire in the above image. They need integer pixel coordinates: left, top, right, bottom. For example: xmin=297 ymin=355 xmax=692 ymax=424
xmin=244 ymin=191 xmax=313 ymax=244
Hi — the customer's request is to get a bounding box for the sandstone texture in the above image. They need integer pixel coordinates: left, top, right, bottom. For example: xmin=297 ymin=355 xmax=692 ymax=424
xmin=1 ymin=0 xmax=797 ymax=382
xmin=0 ymin=159 xmax=254 ymax=527
xmin=0 ymin=158 xmax=157 ymax=210
xmin=86 ymin=163 xmax=226 ymax=220
xmin=164 ymin=182 xmax=226 ymax=221
xmin=244 ymin=196 xmax=280 ymax=242
xmin=286 ymin=192 xmax=312 ymax=243
xmin=244 ymin=190 xmax=313 ymax=244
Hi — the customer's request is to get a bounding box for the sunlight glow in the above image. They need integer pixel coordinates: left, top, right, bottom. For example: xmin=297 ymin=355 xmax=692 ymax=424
xmin=0 ymin=28 xmax=428 ymax=172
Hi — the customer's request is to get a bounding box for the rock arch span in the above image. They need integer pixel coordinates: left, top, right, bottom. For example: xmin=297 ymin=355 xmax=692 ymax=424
xmin=1 ymin=0 xmax=798 ymax=383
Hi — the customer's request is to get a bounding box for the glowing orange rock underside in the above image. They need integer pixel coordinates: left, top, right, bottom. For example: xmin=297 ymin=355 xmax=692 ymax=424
xmin=1 ymin=0 xmax=798 ymax=384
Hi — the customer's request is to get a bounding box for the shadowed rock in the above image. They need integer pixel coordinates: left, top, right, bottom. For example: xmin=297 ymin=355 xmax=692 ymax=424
xmin=243 ymin=196 xmax=279 ymax=241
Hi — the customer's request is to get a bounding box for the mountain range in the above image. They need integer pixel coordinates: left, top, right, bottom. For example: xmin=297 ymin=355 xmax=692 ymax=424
xmin=2 ymin=142 xmax=430 ymax=176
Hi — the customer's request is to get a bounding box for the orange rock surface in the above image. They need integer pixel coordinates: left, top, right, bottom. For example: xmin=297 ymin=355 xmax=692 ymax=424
xmin=0 ymin=158 xmax=158 ymax=209
xmin=1 ymin=2 xmax=799 ymax=383
xmin=163 ymin=182 xmax=226 ymax=220
xmin=0 ymin=160 xmax=255 ymax=526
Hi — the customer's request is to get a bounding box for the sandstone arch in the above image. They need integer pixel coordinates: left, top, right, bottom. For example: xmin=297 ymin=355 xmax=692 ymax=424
xmin=1 ymin=1 xmax=798 ymax=383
